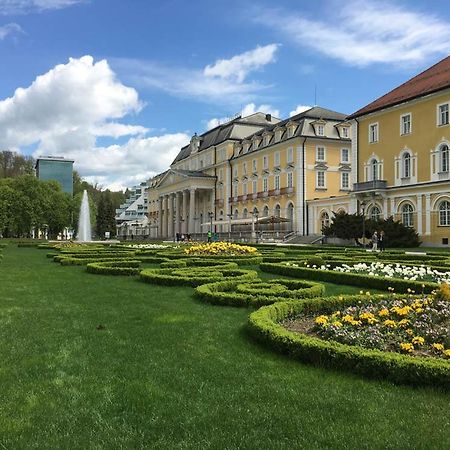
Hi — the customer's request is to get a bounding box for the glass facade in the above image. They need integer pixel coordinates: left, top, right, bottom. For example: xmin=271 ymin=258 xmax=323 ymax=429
xmin=36 ymin=158 xmax=74 ymax=195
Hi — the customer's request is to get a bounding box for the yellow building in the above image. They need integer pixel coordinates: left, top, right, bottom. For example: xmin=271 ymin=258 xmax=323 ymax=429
xmin=346 ymin=55 xmax=450 ymax=246
xmin=149 ymin=107 xmax=351 ymax=240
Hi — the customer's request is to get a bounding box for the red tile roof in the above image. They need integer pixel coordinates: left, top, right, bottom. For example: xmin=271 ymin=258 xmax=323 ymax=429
xmin=348 ymin=55 xmax=450 ymax=119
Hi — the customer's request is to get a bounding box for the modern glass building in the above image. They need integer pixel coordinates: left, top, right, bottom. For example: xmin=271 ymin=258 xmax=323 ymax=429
xmin=35 ymin=156 xmax=74 ymax=195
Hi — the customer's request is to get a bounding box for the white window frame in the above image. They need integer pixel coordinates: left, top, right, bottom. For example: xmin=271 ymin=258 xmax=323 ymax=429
xmin=439 ymin=200 xmax=450 ymax=226
xmin=316 ymin=124 xmax=324 ymax=136
xmin=402 ymin=152 xmax=411 ymax=178
xmin=233 ymin=183 xmax=238 ymax=197
xmin=252 ymin=179 xmax=257 ymax=193
xmin=401 ymin=203 xmax=414 ymax=228
xmin=341 ymin=127 xmax=349 ymax=138
xmin=369 ymin=123 xmax=379 ymax=143
xmin=263 ymin=177 xmax=268 ymax=192
xmin=287 ymin=171 xmax=293 ymax=188
xmin=316 ymin=170 xmax=326 ymax=189
xmin=263 ymin=155 xmax=268 ymax=170
xmin=252 ymin=159 xmax=257 ymax=172
xmin=400 ymin=113 xmax=412 ymax=135
xmin=316 ymin=146 xmax=326 ymax=162
xmin=275 ymin=174 xmax=280 ymax=190
xmin=287 ymin=147 xmax=294 ymax=164
xmin=243 ymin=182 xmax=247 ymax=195
xmin=437 ymin=102 xmax=450 ymax=127
xmin=274 ymin=151 xmax=280 ymax=167
xmin=341 ymin=148 xmax=349 ymax=163
xmin=341 ymin=172 xmax=349 ymax=190
xmin=243 ymin=162 xmax=247 ymax=175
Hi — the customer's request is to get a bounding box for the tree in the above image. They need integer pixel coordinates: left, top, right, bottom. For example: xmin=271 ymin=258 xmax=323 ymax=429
xmin=0 ymin=151 xmax=34 ymax=178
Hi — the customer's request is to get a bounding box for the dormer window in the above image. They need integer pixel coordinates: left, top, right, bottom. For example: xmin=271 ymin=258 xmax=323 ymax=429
xmin=342 ymin=127 xmax=349 ymax=138
xmin=274 ymin=127 xmax=284 ymax=142
xmin=311 ymin=119 xmax=326 ymax=137
xmin=262 ymin=132 xmax=273 ymax=146
xmin=243 ymin=141 xmax=250 ymax=153
xmin=253 ymin=136 xmax=262 ymax=149
xmin=317 ymin=124 xmax=324 ymax=136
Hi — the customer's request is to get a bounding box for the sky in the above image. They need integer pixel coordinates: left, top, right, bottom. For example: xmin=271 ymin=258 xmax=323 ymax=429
xmin=0 ymin=0 xmax=449 ymax=190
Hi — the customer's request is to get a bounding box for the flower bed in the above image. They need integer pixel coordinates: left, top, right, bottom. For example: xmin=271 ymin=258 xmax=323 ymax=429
xmin=184 ymin=242 xmax=259 ymax=256
xmin=248 ymin=294 xmax=450 ymax=388
xmin=333 ymin=262 xmax=450 ymax=283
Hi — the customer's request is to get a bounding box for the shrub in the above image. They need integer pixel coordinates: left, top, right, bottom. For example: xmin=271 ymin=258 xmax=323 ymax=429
xmin=86 ymin=260 xmax=141 ymax=276
xmin=247 ymin=295 xmax=450 ymax=388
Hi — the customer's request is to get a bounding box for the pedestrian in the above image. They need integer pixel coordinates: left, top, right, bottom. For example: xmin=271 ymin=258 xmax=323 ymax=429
xmin=207 ymin=230 xmax=212 ymax=243
xmin=371 ymin=230 xmax=378 ymax=251
xmin=379 ymin=230 xmax=385 ymax=251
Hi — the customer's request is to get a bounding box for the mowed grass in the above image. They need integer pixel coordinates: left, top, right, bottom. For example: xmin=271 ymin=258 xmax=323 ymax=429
xmin=0 ymin=246 xmax=449 ymax=449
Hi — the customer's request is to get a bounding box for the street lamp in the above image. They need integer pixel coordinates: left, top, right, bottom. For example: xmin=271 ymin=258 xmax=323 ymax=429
xmin=360 ymin=201 xmax=367 ymax=249
xmin=227 ymin=213 xmax=233 ymax=242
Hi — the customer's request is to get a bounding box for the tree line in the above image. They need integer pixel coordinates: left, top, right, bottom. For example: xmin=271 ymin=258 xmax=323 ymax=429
xmin=0 ymin=151 xmax=126 ymax=239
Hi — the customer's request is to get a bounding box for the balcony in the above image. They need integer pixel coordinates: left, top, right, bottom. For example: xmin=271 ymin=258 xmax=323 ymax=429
xmin=280 ymin=187 xmax=295 ymax=195
xmin=353 ymin=180 xmax=387 ymax=192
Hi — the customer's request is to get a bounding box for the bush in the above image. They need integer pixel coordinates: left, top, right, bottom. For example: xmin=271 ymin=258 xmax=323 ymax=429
xmin=86 ymin=260 xmax=141 ymax=276
xmin=247 ymin=295 xmax=450 ymax=388
xmin=259 ymin=262 xmax=437 ymax=293
xmin=195 ymin=278 xmax=325 ymax=307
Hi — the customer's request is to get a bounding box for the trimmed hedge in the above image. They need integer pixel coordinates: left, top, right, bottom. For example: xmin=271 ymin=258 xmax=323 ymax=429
xmin=86 ymin=260 xmax=141 ymax=276
xmin=259 ymin=262 xmax=438 ymax=294
xmin=248 ymin=295 xmax=450 ymax=388
xmin=140 ymin=267 xmax=258 ymax=287
xmin=58 ymin=255 xmax=136 ymax=266
xmin=195 ymin=278 xmax=325 ymax=307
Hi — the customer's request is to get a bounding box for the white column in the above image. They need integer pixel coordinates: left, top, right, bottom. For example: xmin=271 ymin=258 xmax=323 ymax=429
xmin=163 ymin=195 xmax=169 ymax=238
xmin=189 ymin=188 xmax=196 ymax=234
xmin=296 ymin=145 xmax=304 ymax=235
xmin=425 ymin=194 xmax=431 ymax=235
xmin=167 ymin=193 xmax=174 ymax=239
xmin=382 ymin=197 xmax=388 ymax=219
xmin=416 ymin=194 xmax=423 ymax=236
xmin=176 ymin=192 xmax=181 ymax=235
xmin=158 ymin=196 xmax=163 ymax=238
xmin=182 ymin=190 xmax=188 ymax=234
xmin=390 ymin=198 xmax=396 ymax=218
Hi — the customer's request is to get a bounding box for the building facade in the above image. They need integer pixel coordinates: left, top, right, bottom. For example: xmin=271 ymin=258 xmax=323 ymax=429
xmin=35 ymin=156 xmax=74 ymax=195
xmin=148 ymin=108 xmax=351 ymax=240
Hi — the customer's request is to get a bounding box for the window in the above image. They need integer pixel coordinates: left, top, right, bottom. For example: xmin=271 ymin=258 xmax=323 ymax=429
xmin=370 ymin=206 xmax=381 ymax=221
xmin=341 ymin=148 xmax=349 ymax=163
xmin=341 ymin=127 xmax=349 ymax=138
xmin=401 ymin=113 xmax=411 ymax=135
xmin=233 ymin=166 xmax=238 ymax=178
xmin=402 ymin=152 xmax=411 ymax=178
xmin=316 ymin=171 xmax=326 ymax=188
xmin=275 ymin=174 xmax=280 ymax=190
xmin=439 ymin=200 xmax=450 ymax=226
xmin=320 ymin=212 xmax=330 ymax=230
xmin=233 ymin=183 xmax=238 ymax=197
xmin=371 ymin=159 xmax=379 ymax=180
xmin=287 ymin=172 xmax=293 ymax=188
xmin=252 ymin=159 xmax=257 ymax=172
xmin=263 ymin=155 xmax=268 ymax=169
xmin=316 ymin=146 xmax=325 ymax=162
xmin=274 ymin=204 xmax=281 ymax=217
xmin=441 ymin=145 xmax=449 ymax=172
xmin=242 ymin=162 xmax=247 ymax=175
xmin=263 ymin=177 xmax=268 ymax=192
xmin=438 ymin=103 xmax=449 ymax=126
xmin=369 ymin=123 xmax=379 ymax=143
xmin=317 ymin=124 xmax=324 ymax=136
xmin=401 ymin=203 xmax=414 ymax=227
xmin=234 ymin=209 xmax=239 ymax=220
xmin=274 ymin=152 xmax=280 ymax=167
xmin=243 ymin=183 xmax=247 ymax=195
xmin=341 ymin=172 xmax=349 ymax=189
xmin=252 ymin=180 xmax=257 ymax=193
xmin=287 ymin=126 xmax=294 ymax=138
xmin=243 ymin=208 xmax=248 ymax=219
xmin=287 ymin=147 xmax=294 ymax=163
xmin=263 ymin=205 xmax=269 ymax=217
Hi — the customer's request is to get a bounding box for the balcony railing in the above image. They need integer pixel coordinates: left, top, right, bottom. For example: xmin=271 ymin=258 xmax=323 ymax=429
xmin=353 ymin=180 xmax=387 ymax=192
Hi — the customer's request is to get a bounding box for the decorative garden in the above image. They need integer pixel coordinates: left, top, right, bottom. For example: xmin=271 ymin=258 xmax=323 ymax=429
xmin=1 ymin=240 xmax=449 ymax=447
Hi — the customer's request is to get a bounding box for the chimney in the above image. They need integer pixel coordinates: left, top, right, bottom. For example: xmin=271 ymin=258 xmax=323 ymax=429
xmin=265 ymin=114 xmax=272 ymax=122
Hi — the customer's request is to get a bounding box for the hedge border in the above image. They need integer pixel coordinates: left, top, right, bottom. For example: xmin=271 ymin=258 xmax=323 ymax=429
xmin=260 ymin=262 xmax=437 ymax=294
xmin=195 ymin=278 xmax=325 ymax=307
xmin=86 ymin=260 xmax=141 ymax=276
xmin=247 ymin=294 xmax=450 ymax=389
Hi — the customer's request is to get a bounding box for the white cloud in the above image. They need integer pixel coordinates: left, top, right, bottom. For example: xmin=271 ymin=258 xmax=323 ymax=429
xmin=0 ymin=0 xmax=85 ymax=14
xmin=113 ymin=44 xmax=278 ymax=105
xmin=0 ymin=55 xmax=188 ymax=189
xmin=256 ymin=1 xmax=450 ymax=67
xmin=204 ymin=44 xmax=279 ymax=83
xmin=0 ymin=22 xmax=22 ymax=39
xmin=290 ymin=105 xmax=311 ymax=117
xmin=205 ymin=103 xmax=280 ymax=130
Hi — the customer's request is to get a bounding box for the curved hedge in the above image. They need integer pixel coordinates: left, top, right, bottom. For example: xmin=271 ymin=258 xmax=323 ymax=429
xmin=195 ymin=278 xmax=325 ymax=307
xmin=86 ymin=260 xmax=141 ymax=276
xmin=260 ymin=262 xmax=437 ymax=294
xmin=248 ymin=295 xmax=450 ymax=389
xmin=140 ymin=267 xmax=258 ymax=287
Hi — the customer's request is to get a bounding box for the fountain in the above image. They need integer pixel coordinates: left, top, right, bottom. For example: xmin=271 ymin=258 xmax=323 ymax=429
xmin=77 ymin=190 xmax=92 ymax=242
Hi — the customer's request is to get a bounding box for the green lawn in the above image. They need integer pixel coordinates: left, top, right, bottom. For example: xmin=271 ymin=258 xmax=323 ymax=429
xmin=0 ymin=246 xmax=449 ymax=449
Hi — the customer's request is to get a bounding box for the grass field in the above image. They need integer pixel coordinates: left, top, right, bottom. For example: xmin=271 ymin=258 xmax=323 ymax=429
xmin=0 ymin=245 xmax=449 ymax=449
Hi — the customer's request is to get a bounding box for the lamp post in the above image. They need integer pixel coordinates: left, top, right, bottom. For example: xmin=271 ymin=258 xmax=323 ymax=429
xmin=227 ymin=213 xmax=233 ymax=242
xmin=251 ymin=210 xmax=257 ymax=242
xmin=255 ymin=212 xmax=259 ymax=243
xmin=208 ymin=211 xmax=214 ymax=242
xmin=361 ymin=201 xmax=367 ymax=249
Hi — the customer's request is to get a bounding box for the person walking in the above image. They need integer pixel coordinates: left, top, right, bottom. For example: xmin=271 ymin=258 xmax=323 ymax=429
xmin=207 ymin=230 xmax=212 ymax=243
xmin=379 ymin=230 xmax=385 ymax=251
xmin=371 ymin=230 xmax=379 ymax=252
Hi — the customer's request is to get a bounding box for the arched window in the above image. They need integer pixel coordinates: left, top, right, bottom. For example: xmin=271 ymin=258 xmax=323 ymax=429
xmin=439 ymin=200 xmax=450 ymax=226
xmin=320 ymin=211 xmax=330 ymax=230
xmin=253 ymin=207 xmax=259 ymax=216
xmin=233 ymin=209 xmax=239 ymax=220
xmin=402 ymin=152 xmax=411 ymax=178
xmin=371 ymin=159 xmax=378 ymax=181
xmin=370 ymin=205 xmax=381 ymax=221
xmin=401 ymin=203 xmax=414 ymax=227
xmin=219 ymin=210 xmax=224 ymax=218
xmin=243 ymin=208 xmax=248 ymax=219
xmin=274 ymin=204 xmax=281 ymax=217
xmin=263 ymin=205 xmax=269 ymax=217
xmin=441 ymin=145 xmax=449 ymax=172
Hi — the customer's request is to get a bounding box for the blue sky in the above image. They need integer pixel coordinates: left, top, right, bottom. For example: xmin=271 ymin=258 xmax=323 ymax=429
xmin=0 ymin=0 xmax=449 ymax=189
